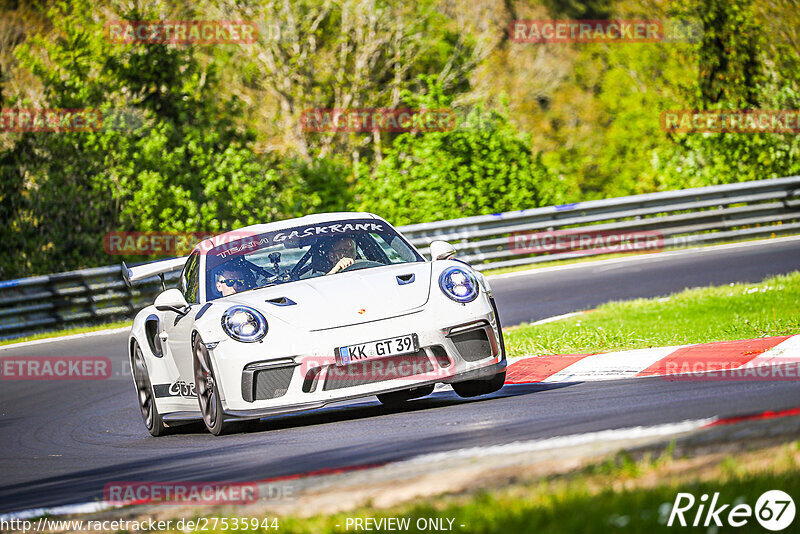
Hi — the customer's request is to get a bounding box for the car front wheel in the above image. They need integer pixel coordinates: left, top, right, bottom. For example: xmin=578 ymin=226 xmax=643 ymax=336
xmin=452 ymin=297 xmax=507 ymax=398
xmin=452 ymin=368 xmax=506 ymax=398
xmin=193 ymin=336 xmax=230 ymax=436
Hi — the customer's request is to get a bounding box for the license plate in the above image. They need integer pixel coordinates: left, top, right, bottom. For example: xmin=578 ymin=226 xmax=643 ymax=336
xmin=336 ymin=334 xmax=418 ymax=365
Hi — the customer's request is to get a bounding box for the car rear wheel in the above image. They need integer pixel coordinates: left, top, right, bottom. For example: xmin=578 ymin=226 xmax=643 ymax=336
xmin=193 ymin=336 xmax=230 ymax=436
xmin=132 ymin=340 xmax=168 ymax=436
xmin=377 ymin=384 xmax=435 ymax=406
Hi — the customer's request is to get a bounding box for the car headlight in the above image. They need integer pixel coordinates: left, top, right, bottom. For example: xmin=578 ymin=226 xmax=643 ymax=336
xmin=221 ymin=306 xmax=267 ymax=343
xmin=439 ymin=266 xmax=479 ymax=303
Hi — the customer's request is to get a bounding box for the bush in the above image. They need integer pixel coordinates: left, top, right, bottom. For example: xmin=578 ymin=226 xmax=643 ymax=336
xmin=355 ymin=82 xmax=565 ymax=225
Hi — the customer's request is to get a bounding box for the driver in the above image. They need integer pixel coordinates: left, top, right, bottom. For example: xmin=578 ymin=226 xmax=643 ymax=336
xmin=215 ymin=261 xmax=252 ymax=297
xmin=325 ymin=236 xmax=358 ymax=275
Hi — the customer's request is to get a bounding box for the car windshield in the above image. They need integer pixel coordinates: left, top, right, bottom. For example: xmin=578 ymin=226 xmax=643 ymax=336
xmin=205 ymin=218 xmax=424 ymax=300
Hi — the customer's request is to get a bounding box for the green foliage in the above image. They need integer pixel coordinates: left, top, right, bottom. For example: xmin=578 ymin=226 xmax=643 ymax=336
xmin=542 ymin=0 xmax=612 ymax=19
xmin=677 ymin=0 xmax=764 ymax=108
xmin=356 ymin=80 xmax=566 ymax=225
xmin=276 ymin=157 xmax=354 ymax=216
xmin=1 ymin=0 xmax=799 ymax=279
xmin=650 ymin=0 xmax=800 ymax=189
xmin=0 ymin=0 xmax=277 ymax=277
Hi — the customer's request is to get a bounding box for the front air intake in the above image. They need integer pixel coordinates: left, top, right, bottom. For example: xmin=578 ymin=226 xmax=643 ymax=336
xmin=323 ymin=351 xmax=434 ymax=391
xmin=242 ymin=361 xmax=296 ymax=402
xmin=450 ymin=328 xmax=493 ymax=362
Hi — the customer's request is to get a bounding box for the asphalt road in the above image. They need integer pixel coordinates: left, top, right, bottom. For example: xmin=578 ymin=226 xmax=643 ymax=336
xmin=1 ymin=238 xmax=799 ymax=514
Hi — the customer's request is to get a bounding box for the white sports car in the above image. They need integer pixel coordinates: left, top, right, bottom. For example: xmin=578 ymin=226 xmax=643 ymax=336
xmin=123 ymin=212 xmax=506 ymax=436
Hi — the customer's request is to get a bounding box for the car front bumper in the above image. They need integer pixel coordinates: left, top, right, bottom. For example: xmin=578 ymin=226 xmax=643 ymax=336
xmin=208 ymin=295 xmax=505 ymax=418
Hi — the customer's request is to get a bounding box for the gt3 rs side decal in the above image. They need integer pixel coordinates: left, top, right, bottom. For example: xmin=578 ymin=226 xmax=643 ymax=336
xmin=153 ymin=380 xmax=197 ymax=398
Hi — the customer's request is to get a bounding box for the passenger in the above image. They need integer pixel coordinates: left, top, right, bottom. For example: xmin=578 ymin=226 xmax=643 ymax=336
xmin=215 ymin=264 xmax=250 ymax=296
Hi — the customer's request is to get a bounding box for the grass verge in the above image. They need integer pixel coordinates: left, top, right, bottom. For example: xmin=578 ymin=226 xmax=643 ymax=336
xmin=0 ymin=320 xmax=132 ymax=347
xmin=504 ymin=271 xmax=800 ymax=358
xmin=282 ymin=444 xmax=800 ymax=534
xmin=140 ymin=441 xmax=800 ymax=534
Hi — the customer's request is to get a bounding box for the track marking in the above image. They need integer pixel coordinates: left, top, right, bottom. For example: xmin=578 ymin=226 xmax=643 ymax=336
xmin=548 ymin=346 xmax=680 ymax=382
xmin=703 ymin=406 xmax=800 ymax=428
xmin=507 ymin=335 xmax=800 ymax=384
xmin=397 ymin=418 xmax=714 ymax=465
xmin=741 ymin=335 xmax=800 ymax=368
xmin=506 ymin=353 xmax=593 ymax=384
xmin=636 ymin=336 xmax=791 ymax=377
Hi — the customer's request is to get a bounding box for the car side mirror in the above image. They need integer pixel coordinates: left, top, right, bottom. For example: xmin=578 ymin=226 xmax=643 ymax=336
xmin=429 ymin=240 xmax=456 ymax=261
xmin=154 ymin=288 xmax=190 ymax=315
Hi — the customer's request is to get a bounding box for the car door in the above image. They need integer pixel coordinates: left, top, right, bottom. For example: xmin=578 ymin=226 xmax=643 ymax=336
xmin=163 ymin=252 xmax=201 ymax=393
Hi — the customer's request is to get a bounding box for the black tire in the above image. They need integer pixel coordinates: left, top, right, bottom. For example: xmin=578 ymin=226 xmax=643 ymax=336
xmin=377 ymin=384 xmax=435 ymax=406
xmin=490 ymin=297 xmax=507 ymax=361
xmin=452 ymin=368 xmax=506 ymax=398
xmin=193 ymin=336 xmax=230 ymax=436
xmin=131 ymin=340 xmax=169 ymax=437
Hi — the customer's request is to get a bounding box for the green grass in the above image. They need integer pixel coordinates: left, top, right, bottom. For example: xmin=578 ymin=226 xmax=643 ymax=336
xmin=504 ymin=271 xmax=800 ymax=357
xmin=0 ymin=320 xmax=132 ymax=347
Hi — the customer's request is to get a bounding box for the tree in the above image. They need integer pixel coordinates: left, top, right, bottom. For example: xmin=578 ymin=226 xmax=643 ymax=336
xmin=215 ymin=0 xmax=490 ymax=164
xmin=651 ymin=0 xmax=800 ymax=189
xmin=355 ymin=80 xmax=564 ymax=225
xmin=0 ymin=0 xmax=277 ymax=277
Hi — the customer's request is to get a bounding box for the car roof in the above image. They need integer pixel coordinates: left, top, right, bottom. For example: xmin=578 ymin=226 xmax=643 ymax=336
xmin=193 ymin=212 xmax=382 ymax=254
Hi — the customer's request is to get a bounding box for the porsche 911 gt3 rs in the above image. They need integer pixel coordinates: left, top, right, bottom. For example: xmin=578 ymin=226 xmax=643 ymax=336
xmin=123 ymin=212 xmax=506 ymax=436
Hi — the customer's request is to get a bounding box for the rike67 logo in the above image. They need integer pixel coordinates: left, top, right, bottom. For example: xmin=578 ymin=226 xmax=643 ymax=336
xmin=667 ymin=490 xmax=795 ymax=531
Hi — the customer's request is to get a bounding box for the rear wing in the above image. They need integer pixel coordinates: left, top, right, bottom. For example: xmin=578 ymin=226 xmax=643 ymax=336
xmin=122 ymin=257 xmax=187 ymax=289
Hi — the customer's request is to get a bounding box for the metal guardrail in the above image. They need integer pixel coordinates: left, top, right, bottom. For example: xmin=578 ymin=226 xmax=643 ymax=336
xmin=401 ymin=175 xmax=800 ymax=270
xmin=1 ymin=176 xmax=799 ymax=340
xmin=0 ymin=268 xmax=180 ymax=340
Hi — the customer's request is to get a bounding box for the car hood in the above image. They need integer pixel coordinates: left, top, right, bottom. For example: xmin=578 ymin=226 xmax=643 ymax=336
xmin=225 ymin=262 xmax=433 ymax=331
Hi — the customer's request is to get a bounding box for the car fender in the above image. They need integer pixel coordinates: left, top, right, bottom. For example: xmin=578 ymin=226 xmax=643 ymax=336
xmin=129 ymin=306 xmax=196 ymax=414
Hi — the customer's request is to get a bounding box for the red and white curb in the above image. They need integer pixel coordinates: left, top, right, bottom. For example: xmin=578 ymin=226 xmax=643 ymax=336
xmin=505 ymin=335 xmax=800 ymax=383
